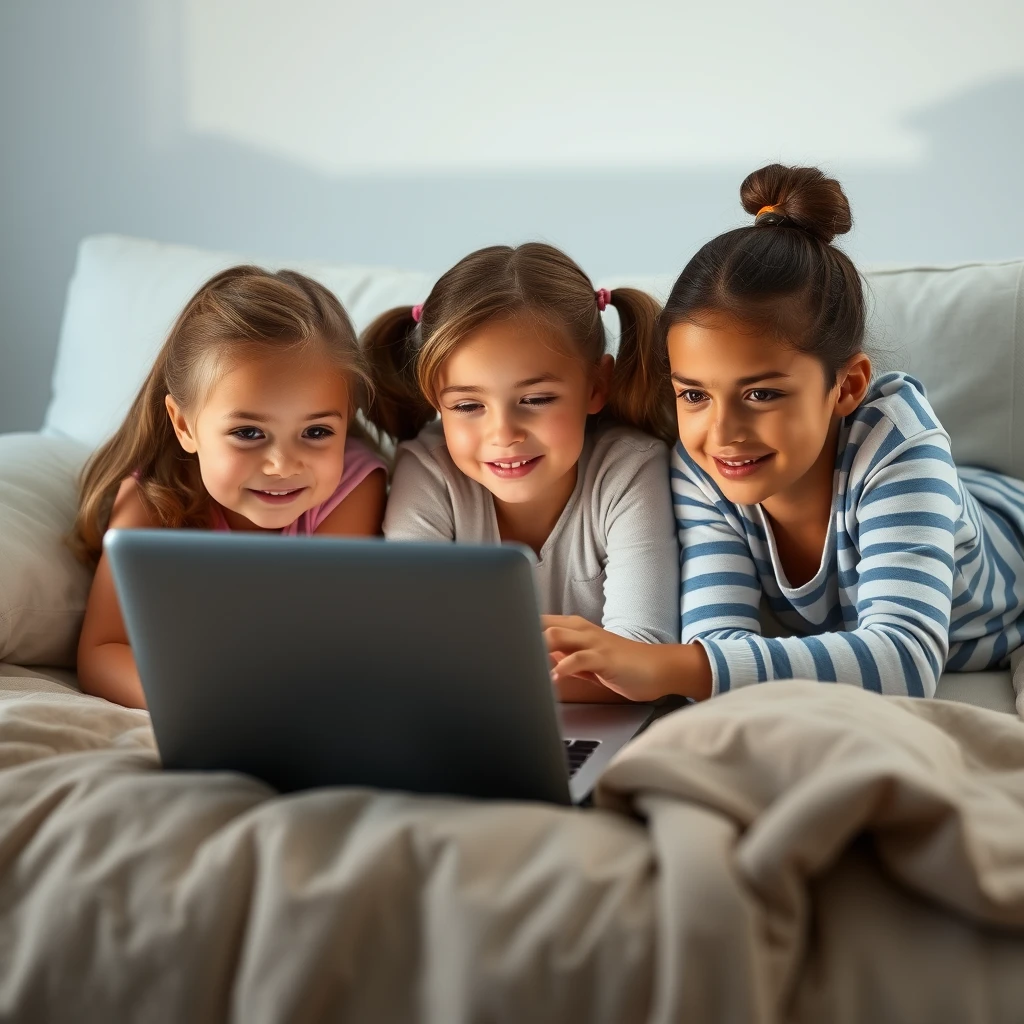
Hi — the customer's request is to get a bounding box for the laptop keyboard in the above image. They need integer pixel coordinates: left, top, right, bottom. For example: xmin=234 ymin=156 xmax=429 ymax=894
xmin=563 ymin=738 xmax=600 ymax=777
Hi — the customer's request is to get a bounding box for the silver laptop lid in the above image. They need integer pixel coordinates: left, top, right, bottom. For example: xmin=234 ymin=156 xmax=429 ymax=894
xmin=106 ymin=530 xmax=574 ymax=804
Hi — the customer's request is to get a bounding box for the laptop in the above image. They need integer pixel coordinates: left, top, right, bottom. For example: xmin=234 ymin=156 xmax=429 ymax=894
xmin=105 ymin=530 xmax=658 ymax=805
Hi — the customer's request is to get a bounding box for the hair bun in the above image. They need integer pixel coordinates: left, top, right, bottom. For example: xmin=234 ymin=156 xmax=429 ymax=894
xmin=740 ymin=164 xmax=852 ymax=243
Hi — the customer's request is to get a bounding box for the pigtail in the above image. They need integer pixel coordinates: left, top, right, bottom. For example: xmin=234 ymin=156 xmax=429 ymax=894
xmin=605 ymin=288 xmax=676 ymax=446
xmin=69 ymin=348 xmax=205 ymax=565
xmin=361 ymin=306 xmax=437 ymax=443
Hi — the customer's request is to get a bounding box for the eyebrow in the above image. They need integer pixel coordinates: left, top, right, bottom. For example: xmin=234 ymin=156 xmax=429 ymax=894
xmin=670 ymin=372 xmax=792 ymax=387
xmin=439 ymin=374 xmax=563 ymax=398
xmin=224 ymin=410 xmax=345 ymax=421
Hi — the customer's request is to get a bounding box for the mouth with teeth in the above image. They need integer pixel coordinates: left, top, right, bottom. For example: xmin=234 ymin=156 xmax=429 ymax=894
xmin=486 ymin=455 xmax=543 ymax=479
xmin=249 ymin=486 xmax=308 ymax=505
xmin=712 ymin=453 xmax=774 ymax=479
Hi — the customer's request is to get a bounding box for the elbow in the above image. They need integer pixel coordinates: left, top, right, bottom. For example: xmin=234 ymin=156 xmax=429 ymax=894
xmin=75 ymin=639 xmax=110 ymax=700
xmin=609 ymin=625 xmax=676 ymax=645
xmin=76 ymin=633 xmax=100 ymax=695
xmin=858 ymin=622 xmax=945 ymax=699
xmin=684 ymin=627 xmax=755 ymax=644
xmin=918 ymin=665 xmax=940 ymax=699
xmin=77 ymin=639 xmax=146 ymax=709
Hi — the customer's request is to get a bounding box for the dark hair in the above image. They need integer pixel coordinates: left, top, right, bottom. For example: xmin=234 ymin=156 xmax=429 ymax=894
xmin=659 ymin=164 xmax=865 ymax=386
xmin=361 ymin=243 xmax=676 ymax=446
xmin=71 ymin=266 xmax=372 ymax=564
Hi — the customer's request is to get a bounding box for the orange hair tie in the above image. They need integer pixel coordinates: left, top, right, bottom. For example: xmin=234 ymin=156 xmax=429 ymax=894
xmin=755 ymin=204 xmax=785 ymax=225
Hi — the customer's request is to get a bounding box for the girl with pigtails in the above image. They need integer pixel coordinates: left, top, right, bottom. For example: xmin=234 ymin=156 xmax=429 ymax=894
xmin=363 ymin=243 xmax=680 ymax=701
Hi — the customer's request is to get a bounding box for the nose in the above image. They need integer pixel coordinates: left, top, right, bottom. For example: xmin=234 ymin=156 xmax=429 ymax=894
xmin=488 ymin=407 xmax=526 ymax=448
xmin=709 ymin=399 xmax=748 ymax=447
xmin=262 ymin=441 xmax=302 ymax=478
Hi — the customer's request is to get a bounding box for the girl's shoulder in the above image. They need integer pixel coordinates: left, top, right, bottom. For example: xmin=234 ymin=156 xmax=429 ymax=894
xmin=391 ymin=418 xmax=456 ymax=485
xmin=842 ymin=372 xmax=957 ymax=494
xmin=583 ymin=421 xmax=671 ymax=499
xmin=324 ymin=434 xmax=389 ymax=499
xmin=588 ymin=420 xmax=669 ymax=464
xmin=295 ymin=436 xmax=388 ymax=534
xmin=849 ymin=371 xmax=947 ymax=444
xmin=109 ymin=475 xmax=162 ymax=529
xmin=341 ymin=434 xmax=388 ymax=481
xmin=396 ymin=418 xmax=447 ymax=460
xmin=389 ymin=417 xmax=477 ymax=505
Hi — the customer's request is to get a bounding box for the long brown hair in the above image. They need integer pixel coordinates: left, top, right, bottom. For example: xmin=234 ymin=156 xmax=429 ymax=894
xmin=361 ymin=243 xmax=675 ymax=446
xmin=71 ymin=266 xmax=372 ymax=564
xmin=659 ymin=164 xmax=865 ymax=386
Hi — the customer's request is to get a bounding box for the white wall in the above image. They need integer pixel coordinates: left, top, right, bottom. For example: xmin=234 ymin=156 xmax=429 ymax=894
xmin=183 ymin=0 xmax=1023 ymax=172
xmin=2 ymin=0 xmax=1023 ymax=432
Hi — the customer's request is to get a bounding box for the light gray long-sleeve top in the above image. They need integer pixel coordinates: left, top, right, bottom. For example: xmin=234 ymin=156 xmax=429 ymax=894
xmin=383 ymin=419 xmax=680 ymax=644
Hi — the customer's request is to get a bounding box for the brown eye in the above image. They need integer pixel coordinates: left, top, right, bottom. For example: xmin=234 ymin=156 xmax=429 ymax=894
xmin=676 ymin=389 xmax=707 ymax=404
xmin=303 ymin=426 xmax=334 ymax=440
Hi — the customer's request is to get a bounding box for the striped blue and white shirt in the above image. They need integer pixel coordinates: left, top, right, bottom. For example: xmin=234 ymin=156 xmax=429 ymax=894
xmin=673 ymin=372 xmax=1024 ymax=697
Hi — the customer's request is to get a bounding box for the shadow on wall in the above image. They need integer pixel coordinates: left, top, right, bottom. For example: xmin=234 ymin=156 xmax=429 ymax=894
xmin=1 ymin=0 xmax=1022 ymax=431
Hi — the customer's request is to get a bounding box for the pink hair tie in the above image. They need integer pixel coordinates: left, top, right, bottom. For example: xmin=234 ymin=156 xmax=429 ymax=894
xmin=411 ymin=303 xmax=424 ymax=323
xmin=595 ymin=288 xmax=611 ymax=312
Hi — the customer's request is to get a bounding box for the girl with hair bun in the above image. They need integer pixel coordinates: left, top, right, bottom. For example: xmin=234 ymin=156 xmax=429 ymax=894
xmin=545 ymin=164 xmax=1024 ymax=702
xmin=364 ymin=243 xmax=680 ymax=700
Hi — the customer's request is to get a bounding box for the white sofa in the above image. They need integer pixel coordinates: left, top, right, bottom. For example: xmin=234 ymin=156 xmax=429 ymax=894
xmin=1 ymin=234 xmax=1021 ymax=711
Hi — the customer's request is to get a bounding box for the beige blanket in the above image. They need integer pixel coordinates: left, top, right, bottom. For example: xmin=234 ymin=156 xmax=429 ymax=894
xmin=1 ymin=670 xmax=1024 ymax=1023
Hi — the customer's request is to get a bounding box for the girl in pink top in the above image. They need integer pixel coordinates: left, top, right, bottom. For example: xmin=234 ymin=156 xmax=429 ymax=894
xmin=207 ymin=437 xmax=385 ymax=535
xmin=72 ymin=266 xmax=387 ymax=708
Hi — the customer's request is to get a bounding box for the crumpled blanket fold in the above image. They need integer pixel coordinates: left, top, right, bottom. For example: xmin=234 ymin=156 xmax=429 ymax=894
xmin=1 ymin=673 xmax=1024 ymax=1023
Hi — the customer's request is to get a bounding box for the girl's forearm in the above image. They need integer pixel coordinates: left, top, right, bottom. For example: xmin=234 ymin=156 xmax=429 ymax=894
xmin=659 ymin=642 xmax=713 ymax=701
xmin=78 ymin=642 xmax=147 ymax=709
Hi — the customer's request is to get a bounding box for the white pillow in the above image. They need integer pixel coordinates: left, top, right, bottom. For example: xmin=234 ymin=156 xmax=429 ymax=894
xmin=0 ymin=434 xmax=93 ymax=668
xmin=861 ymin=261 xmax=1024 ymax=480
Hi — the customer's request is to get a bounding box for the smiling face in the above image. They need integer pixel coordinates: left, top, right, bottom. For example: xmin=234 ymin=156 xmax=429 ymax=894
xmin=166 ymin=348 xmax=350 ymax=530
xmin=667 ymin=315 xmax=853 ymax=507
xmin=436 ymin=316 xmax=609 ymax=520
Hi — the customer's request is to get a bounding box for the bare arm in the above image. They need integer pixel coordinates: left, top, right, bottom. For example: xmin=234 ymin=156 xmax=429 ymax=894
xmin=77 ymin=478 xmax=157 ymax=708
xmin=314 ymin=469 xmax=387 ymax=537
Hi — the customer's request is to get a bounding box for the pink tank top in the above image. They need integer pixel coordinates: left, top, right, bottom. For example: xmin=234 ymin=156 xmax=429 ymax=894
xmin=210 ymin=437 xmax=386 ymax=534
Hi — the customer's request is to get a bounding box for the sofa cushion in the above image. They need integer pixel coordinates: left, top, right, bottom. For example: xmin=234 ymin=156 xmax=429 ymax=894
xmin=862 ymin=262 xmax=1024 ymax=479
xmin=0 ymin=434 xmax=92 ymax=668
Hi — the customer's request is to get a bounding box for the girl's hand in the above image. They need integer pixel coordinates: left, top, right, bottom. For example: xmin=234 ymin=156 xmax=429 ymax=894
xmin=542 ymin=616 xmax=712 ymax=703
xmin=548 ymin=650 xmax=637 ymax=703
